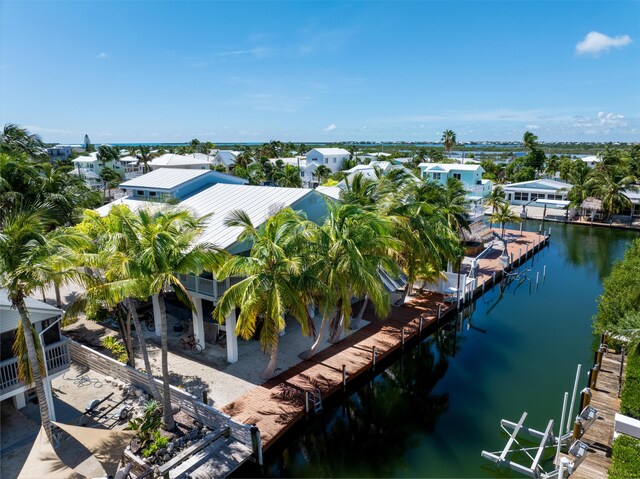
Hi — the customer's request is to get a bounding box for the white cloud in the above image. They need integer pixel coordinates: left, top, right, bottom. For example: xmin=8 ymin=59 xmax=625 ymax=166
xmin=323 ymin=123 xmax=336 ymax=132
xmin=97 ymin=52 xmax=108 ymax=59
xmin=526 ymin=124 xmax=539 ymax=130
xmin=575 ymin=31 xmax=632 ymax=56
xmin=572 ymin=111 xmax=627 ymax=134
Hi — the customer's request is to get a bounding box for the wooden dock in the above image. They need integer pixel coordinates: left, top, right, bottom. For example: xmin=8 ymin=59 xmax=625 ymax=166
xmin=222 ymin=229 xmax=550 ymax=451
xmin=568 ymin=350 xmax=625 ymax=479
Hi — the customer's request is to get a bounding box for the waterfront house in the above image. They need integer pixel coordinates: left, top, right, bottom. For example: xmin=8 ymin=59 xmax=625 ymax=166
xmin=0 ymin=291 xmax=70 ymax=411
xmin=579 ymin=155 xmax=601 ymax=168
xmin=502 ymin=179 xmax=571 ymax=206
xmin=97 ymin=169 xmax=327 ymax=364
xmin=418 ymin=163 xmax=492 ymax=218
xmin=305 ymin=148 xmax=351 ymax=174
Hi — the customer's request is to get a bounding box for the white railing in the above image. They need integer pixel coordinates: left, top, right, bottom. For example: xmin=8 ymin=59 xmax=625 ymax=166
xmin=0 ymin=340 xmax=70 ymax=394
xmin=177 ymin=274 xmax=245 ymax=301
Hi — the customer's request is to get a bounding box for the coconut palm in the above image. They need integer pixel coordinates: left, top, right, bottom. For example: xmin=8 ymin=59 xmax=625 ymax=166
xmin=97 ymin=144 xmax=119 ymax=169
xmin=439 ymin=177 xmax=471 ymax=235
xmin=522 ymin=131 xmax=539 ymax=151
xmin=483 ymin=185 xmax=508 ymax=214
xmin=133 ymin=208 xmax=223 ymax=429
xmin=70 ymin=206 xmax=163 ymax=400
xmin=314 ymin=165 xmax=332 ymax=184
xmin=0 ymin=205 xmax=86 ymax=441
xmin=441 ymin=130 xmax=456 ymax=152
xmin=490 ymin=202 xmax=521 ymax=237
xmin=214 ymin=208 xmax=312 ymax=380
xmin=566 ymin=160 xmax=593 ymax=207
xmin=1 ymin=123 xmax=46 ymax=159
xmin=135 ymin=145 xmax=156 ymax=173
xmin=300 ymin=203 xmax=398 ymax=356
xmin=274 ymin=164 xmax=303 ymax=188
xmin=588 ymin=166 xmax=638 ymax=219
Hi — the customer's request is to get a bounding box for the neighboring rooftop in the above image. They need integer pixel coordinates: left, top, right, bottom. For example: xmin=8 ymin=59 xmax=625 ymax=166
xmin=1 ymin=289 xmax=63 ymax=332
xmin=418 ymin=163 xmax=483 ymax=171
xmin=308 ymin=148 xmax=350 ymax=156
xmin=315 ymin=185 xmax=342 ymax=200
xmin=149 ymin=153 xmax=212 ymax=168
xmin=119 ymin=168 xmax=212 ymax=190
xmin=504 ymin=179 xmax=571 ymax=189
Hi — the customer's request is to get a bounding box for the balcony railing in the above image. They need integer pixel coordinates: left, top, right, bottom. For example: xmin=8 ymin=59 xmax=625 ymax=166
xmin=177 ymin=274 xmax=244 ymax=301
xmin=0 ymin=339 xmax=70 ymax=396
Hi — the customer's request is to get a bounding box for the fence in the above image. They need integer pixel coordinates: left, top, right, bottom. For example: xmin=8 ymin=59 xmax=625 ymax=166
xmin=67 ymin=340 xmax=253 ymax=448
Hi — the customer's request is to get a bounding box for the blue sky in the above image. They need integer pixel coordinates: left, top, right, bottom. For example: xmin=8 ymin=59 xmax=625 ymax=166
xmin=1 ymin=1 xmax=638 ymax=143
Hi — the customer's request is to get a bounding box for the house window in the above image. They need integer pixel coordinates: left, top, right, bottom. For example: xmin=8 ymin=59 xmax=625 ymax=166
xmin=325 ymin=158 xmax=328 ymax=164
xmin=530 ymin=193 xmax=539 ymax=200
xmin=514 ymin=192 xmax=529 ymax=201
xmin=136 ymin=190 xmax=144 ymax=196
xmin=149 ymin=191 xmax=157 ymax=197
xmin=453 ymin=173 xmax=462 ymax=180
xmin=333 ymin=158 xmax=336 ymax=163
xmin=432 ymin=173 xmax=442 ymax=180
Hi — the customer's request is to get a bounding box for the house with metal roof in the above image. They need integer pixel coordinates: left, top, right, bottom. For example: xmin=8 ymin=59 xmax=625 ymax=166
xmin=502 ymin=179 xmax=571 ymax=207
xmin=96 ymin=169 xmax=327 ymax=364
xmin=1 ymin=290 xmax=69 ymax=414
xmin=148 ymin=153 xmax=214 ymax=170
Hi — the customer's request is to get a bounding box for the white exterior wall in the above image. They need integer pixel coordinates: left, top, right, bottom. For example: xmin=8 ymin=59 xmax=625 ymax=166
xmin=306 ymin=149 xmax=350 ymax=174
xmin=503 ymin=187 xmax=568 ymax=206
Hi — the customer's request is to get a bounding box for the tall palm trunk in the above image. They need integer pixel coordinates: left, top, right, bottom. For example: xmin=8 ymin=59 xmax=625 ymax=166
xmin=126 ymin=298 xmax=161 ymax=401
xmin=158 ymin=293 xmax=174 ymax=430
xmin=262 ymin=341 xmax=279 ymax=381
xmin=54 ymin=283 xmax=62 ymax=309
xmin=351 ymin=295 xmax=369 ymax=329
xmin=328 ymin=310 xmax=345 ymax=344
xmin=399 ymin=280 xmax=414 ymax=305
xmin=15 ymin=294 xmax=52 ymax=441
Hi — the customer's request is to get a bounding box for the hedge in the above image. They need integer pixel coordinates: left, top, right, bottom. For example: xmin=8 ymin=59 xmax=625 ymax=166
xmin=609 ymin=434 xmax=640 ymax=479
xmin=621 ymin=352 xmax=640 ymax=420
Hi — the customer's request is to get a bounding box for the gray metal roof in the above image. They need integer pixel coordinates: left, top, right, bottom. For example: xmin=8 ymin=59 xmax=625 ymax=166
xmin=120 ymin=168 xmax=211 ymax=190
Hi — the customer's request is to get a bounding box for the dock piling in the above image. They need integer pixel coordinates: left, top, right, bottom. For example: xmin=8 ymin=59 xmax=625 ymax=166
xmin=372 ymin=346 xmax=377 ymax=370
xmin=420 ymin=315 xmax=424 ymax=332
xmin=342 ymin=364 xmax=347 ymax=390
xmin=543 ymin=265 xmax=547 ymax=278
xmin=536 ymin=271 xmax=539 ymax=287
xmin=519 ymin=223 xmax=523 ymax=235
xmin=401 ymin=327 xmax=405 ymax=348
xmin=305 ymin=391 xmax=310 ymax=413
xmin=539 ymin=224 xmax=542 ymax=235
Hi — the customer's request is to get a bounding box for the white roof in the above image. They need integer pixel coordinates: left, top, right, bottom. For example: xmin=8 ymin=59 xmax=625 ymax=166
xmin=308 ymin=148 xmax=350 ymax=156
xmin=97 ymin=184 xmax=314 ymax=250
xmin=504 ymin=179 xmax=571 ymax=190
xmin=316 ymin=185 xmax=342 ymax=200
xmin=117 ymin=155 xmax=138 ymax=164
xmin=215 ymin=150 xmax=242 ymax=166
xmin=418 ymin=163 xmax=482 ymax=172
xmin=120 ymin=168 xmax=211 ymax=190
xmin=580 ymin=155 xmax=601 ymax=163
xmin=1 ymin=290 xmax=63 ymax=333
xmin=72 ymin=153 xmax=98 ymax=163
xmin=343 ymin=161 xmax=392 ymax=174
xmin=149 ymin=153 xmax=211 ymax=167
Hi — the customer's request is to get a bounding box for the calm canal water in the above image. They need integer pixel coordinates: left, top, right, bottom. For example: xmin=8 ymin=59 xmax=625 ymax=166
xmin=236 ymin=220 xmax=638 ymax=478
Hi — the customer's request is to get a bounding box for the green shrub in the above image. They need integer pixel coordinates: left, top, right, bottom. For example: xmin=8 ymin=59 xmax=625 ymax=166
xmin=101 ymin=336 xmax=128 ymax=363
xmin=142 ymin=430 xmax=169 ymax=458
xmin=609 ymin=434 xmax=640 ymax=479
xmin=620 ymin=352 xmax=640 ymax=420
xmin=126 ymin=400 xmax=163 ymax=454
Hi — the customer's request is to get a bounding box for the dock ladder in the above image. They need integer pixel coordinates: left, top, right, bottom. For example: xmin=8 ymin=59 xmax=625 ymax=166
xmin=310 ymin=388 xmax=322 ymax=413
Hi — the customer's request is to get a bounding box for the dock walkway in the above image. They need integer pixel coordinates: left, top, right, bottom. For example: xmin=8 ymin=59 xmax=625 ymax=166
xmin=222 ymin=229 xmax=550 ymax=451
xmin=569 ymin=350 xmax=625 ymax=479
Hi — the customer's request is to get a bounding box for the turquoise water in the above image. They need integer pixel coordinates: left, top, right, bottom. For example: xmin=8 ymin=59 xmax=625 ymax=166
xmin=235 ymin=221 xmax=638 ymax=478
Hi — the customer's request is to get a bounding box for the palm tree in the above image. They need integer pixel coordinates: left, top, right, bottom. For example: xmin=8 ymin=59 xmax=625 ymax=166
xmin=300 ymin=203 xmax=397 ymax=356
xmin=522 ymin=131 xmax=539 ymax=151
xmin=490 ymin=202 xmax=521 ymax=237
xmin=483 ymin=185 xmax=508 ymax=214
xmin=439 ymin=177 xmax=471 ymax=235
xmin=274 ymin=164 xmax=303 ymax=188
xmin=134 ymin=208 xmax=222 ymax=429
xmin=1 ymin=123 xmax=46 ymax=159
xmin=71 ymin=206 xmax=162 ymax=400
xmin=566 ymin=161 xmax=593 ymax=208
xmin=214 ymin=208 xmax=311 ymax=380
xmin=135 ymin=145 xmax=156 ymax=173
xmin=0 ymin=205 xmax=86 ymax=441
xmin=441 ymin=130 xmax=456 ymax=152
xmin=588 ymin=167 xmax=638 ymax=219
xmin=97 ymin=144 xmax=119 ymax=169
xmin=314 ymin=165 xmax=332 ymax=185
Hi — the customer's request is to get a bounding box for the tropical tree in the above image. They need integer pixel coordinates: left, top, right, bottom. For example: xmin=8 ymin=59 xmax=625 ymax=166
xmin=0 ymin=205 xmax=86 ymax=441
xmin=441 ymin=130 xmax=456 ymax=152
xmin=135 ymin=145 xmax=156 ymax=173
xmin=588 ymin=166 xmax=638 ymax=219
xmin=490 ymin=202 xmax=521 ymax=237
xmin=97 ymin=144 xmax=119 ymax=169
xmin=483 ymin=185 xmax=508 ymax=214
xmin=100 ymin=167 xmax=121 ymax=200
xmin=133 ymin=208 xmax=222 ymax=429
xmin=300 ymin=203 xmax=398 ymax=356
xmin=566 ymin=160 xmax=593 ymax=207
xmin=314 ymin=165 xmax=332 ymax=184
xmin=1 ymin=123 xmax=46 ymax=159
xmin=274 ymin=164 xmax=303 ymax=188
xmin=214 ymin=208 xmax=312 ymax=380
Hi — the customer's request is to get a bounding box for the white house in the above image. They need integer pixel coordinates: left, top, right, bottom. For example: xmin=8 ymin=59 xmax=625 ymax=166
xmin=1 ymin=291 xmax=70 ymax=415
xmin=339 ymin=161 xmax=416 ymax=185
xmin=72 ymin=153 xmax=104 ymax=189
xmin=47 ymin=145 xmax=73 ymax=161
xmin=579 ymin=155 xmax=601 ymax=168
xmin=306 ymin=148 xmax=351 ymax=174
xmin=214 ymin=150 xmax=243 ymax=171
xmin=97 ymin=169 xmax=328 ymax=364
xmin=268 ymin=157 xmax=318 ymax=187
xmin=502 ymin=179 xmax=571 ymax=206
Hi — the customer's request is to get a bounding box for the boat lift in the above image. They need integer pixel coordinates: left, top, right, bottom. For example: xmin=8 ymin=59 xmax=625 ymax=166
xmin=481 ymin=365 xmax=595 ymax=478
